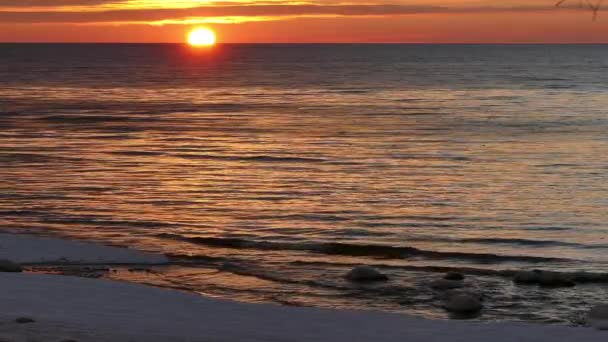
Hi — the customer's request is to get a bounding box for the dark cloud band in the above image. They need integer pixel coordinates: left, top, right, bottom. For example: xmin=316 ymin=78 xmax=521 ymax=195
xmin=0 ymin=0 xmax=120 ymax=6
xmin=0 ymin=4 xmax=587 ymax=23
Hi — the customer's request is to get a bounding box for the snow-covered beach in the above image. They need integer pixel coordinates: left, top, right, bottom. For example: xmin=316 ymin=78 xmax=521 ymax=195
xmin=0 ymin=232 xmax=605 ymax=342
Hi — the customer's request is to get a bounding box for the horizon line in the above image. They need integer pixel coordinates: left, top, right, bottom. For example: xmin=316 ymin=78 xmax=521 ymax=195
xmin=1 ymin=42 xmax=608 ymax=45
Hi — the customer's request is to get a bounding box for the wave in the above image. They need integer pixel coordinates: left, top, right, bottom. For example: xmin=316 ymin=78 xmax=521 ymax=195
xmin=0 ymin=152 xmax=85 ymax=164
xmin=164 ymin=255 xmax=608 ymax=292
xmin=41 ymin=115 xmax=138 ymax=123
xmin=246 ymin=214 xmax=351 ymax=222
xmin=110 ymin=151 xmax=166 ymax=156
xmin=287 ymin=260 xmax=608 ymax=284
xmin=156 ymin=233 xmax=567 ymax=263
xmin=165 ymin=253 xmax=608 ymax=285
xmin=1 ymin=211 xmax=176 ymax=229
xmin=437 ymin=237 xmax=599 ymax=249
xmin=177 ymin=154 xmax=326 ymax=163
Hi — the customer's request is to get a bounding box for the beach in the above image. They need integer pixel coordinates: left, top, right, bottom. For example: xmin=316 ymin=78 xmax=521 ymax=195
xmin=1 ymin=43 xmax=608 ymax=336
xmin=0 ymin=232 xmax=604 ymax=341
xmin=3 ymin=44 xmax=608 ymax=323
xmin=1 ymin=0 xmax=607 ymax=338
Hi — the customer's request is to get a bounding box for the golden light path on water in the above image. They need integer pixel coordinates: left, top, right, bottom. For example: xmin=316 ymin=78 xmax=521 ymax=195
xmin=1 ymin=44 xmax=608 ymax=323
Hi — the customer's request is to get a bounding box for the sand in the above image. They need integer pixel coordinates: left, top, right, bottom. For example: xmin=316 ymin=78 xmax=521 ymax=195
xmin=0 ymin=233 xmax=605 ymax=342
xmin=0 ymin=233 xmax=168 ymax=265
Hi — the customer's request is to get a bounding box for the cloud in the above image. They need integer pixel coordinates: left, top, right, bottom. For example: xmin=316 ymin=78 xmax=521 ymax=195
xmin=0 ymin=0 xmax=119 ymax=6
xmin=0 ymin=3 xmax=588 ymax=24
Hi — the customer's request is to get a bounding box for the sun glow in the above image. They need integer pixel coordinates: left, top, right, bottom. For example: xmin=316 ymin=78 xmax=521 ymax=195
xmin=187 ymin=28 xmax=216 ymax=46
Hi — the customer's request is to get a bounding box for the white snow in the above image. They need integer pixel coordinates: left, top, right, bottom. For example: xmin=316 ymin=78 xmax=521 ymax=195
xmin=0 ymin=233 xmax=604 ymax=341
xmin=0 ymin=233 xmax=168 ymax=264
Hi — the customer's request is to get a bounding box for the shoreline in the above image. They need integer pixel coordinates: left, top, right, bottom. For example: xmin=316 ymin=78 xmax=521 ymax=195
xmin=0 ymin=232 xmax=605 ymax=341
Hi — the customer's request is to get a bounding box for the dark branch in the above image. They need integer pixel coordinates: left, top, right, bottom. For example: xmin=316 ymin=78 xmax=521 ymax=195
xmin=556 ymin=0 xmax=604 ymax=19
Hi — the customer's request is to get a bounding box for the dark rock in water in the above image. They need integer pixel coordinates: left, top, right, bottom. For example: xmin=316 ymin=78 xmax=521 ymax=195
xmin=0 ymin=260 xmax=22 ymax=273
xmin=444 ymin=272 xmax=465 ymax=281
xmin=513 ymin=270 xmax=542 ymax=284
xmin=513 ymin=270 xmax=541 ymax=284
xmin=513 ymin=270 xmax=575 ymax=287
xmin=588 ymin=304 xmax=608 ymax=330
xmin=538 ymin=271 xmax=575 ymax=288
xmin=345 ymin=266 xmax=388 ymax=282
xmin=16 ymin=317 xmax=35 ymax=324
xmin=444 ymin=293 xmax=483 ymax=314
xmin=444 ymin=289 xmax=484 ymax=302
xmin=572 ymin=271 xmax=607 ymax=283
xmin=429 ymin=279 xmax=464 ymax=290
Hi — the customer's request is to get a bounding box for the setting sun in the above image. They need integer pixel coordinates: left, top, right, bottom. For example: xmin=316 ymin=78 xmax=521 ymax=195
xmin=187 ymin=28 xmax=216 ymax=47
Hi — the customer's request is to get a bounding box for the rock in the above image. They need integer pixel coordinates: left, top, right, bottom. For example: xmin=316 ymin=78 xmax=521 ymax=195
xmin=345 ymin=266 xmax=388 ymax=282
xmin=513 ymin=270 xmax=541 ymax=284
xmin=537 ymin=271 xmax=575 ymax=288
xmin=444 ymin=293 xmax=483 ymax=313
xmin=588 ymin=304 xmax=608 ymax=330
xmin=444 ymin=272 xmax=465 ymax=281
xmin=572 ymin=271 xmax=607 ymax=283
xmin=429 ymin=279 xmax=464 ymax=290
xmin=513 ymin=270 xmax=575 ymax=287
xmin=444 ymin=289 xmax=484 ymax=302
xmin=0 ymin=259 xmax=22 ymax=273
xmin=15 ymin=317 xmax=35 ymax=324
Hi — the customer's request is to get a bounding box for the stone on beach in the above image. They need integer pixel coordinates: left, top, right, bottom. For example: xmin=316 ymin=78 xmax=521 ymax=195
xmin=429 ymin=279 xmax=464 ymax=290
xmin=15 ymin=317 xmax=35 ymax=324
xmin=0 ymin=260 xmax=22 ymax=273
xmin=345 ymin=266 xmax=388 ymax=282
xmin=444 ymin=293 xmax=483 ymax=314
xmin=587 ymin=304 xmax=608 ymax=330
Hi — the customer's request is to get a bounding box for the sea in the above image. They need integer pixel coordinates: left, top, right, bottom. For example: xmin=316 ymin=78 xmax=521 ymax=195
xmin=1 ymin=44 xmax=607 ymax=324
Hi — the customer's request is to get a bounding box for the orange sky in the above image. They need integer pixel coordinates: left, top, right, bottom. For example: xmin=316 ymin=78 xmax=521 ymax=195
xmin=0 ymin=0 xmax=606 ymax=43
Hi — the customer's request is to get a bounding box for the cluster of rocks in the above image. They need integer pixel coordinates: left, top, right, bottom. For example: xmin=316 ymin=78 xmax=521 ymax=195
xmin=344 ymin=266 xmax=483 ymax=315
xmin=2 ymin=259 xmax=607 ymax=330
xmin=343 ymin=265 xmax=608 ymax=328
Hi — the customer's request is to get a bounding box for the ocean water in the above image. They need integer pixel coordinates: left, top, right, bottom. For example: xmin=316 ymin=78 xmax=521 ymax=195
xmin=1 ymin=44 xmax=608 ymax=324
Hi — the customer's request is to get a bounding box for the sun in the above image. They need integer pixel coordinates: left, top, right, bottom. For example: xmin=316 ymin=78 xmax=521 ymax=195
xmin=187 ymin=28 xmax=216 ymax=47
